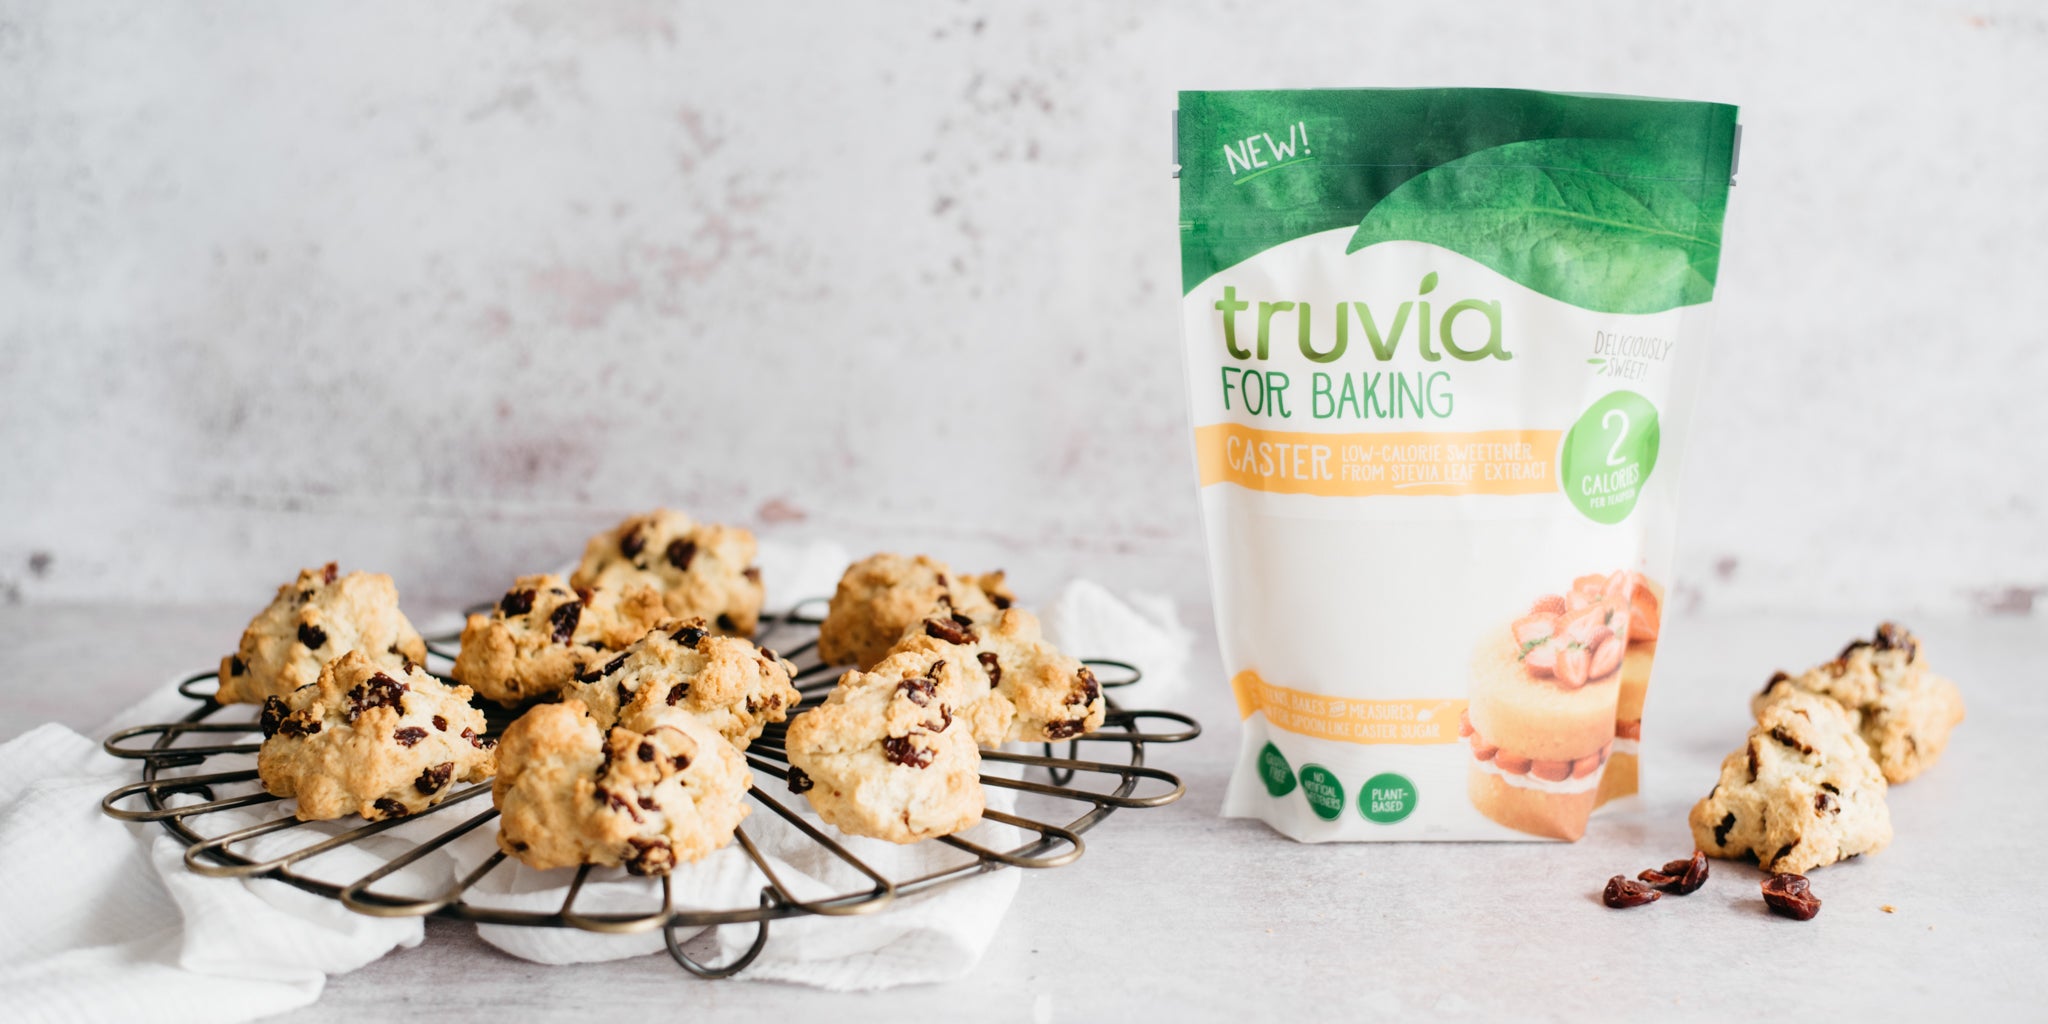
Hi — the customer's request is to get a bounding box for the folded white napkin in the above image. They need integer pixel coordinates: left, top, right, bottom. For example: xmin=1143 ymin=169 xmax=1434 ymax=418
xmin=0 ymin=542 xmax=1191 ymax=1020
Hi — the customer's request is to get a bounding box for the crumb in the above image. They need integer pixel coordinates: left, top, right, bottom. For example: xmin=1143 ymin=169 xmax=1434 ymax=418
xmin=1881 ymin=904 xmax=1896 ymax=913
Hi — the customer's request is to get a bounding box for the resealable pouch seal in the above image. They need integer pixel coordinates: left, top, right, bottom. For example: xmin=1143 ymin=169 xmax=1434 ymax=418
xmin=1176 ymin=88 xmax=1739 ymax=841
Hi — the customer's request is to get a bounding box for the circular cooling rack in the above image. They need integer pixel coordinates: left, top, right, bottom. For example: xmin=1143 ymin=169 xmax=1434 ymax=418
xmin=100 ymin=599 xmax=1200 ymax=978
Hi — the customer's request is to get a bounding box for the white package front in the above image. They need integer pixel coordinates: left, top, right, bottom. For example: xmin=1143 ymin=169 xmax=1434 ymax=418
xmin=1175 ymin=88 xmax=1739 ymax=841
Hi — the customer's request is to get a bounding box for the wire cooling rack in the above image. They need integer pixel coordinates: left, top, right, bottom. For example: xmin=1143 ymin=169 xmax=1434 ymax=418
xmin=100 ymin=599 xmax=1199 ymax=978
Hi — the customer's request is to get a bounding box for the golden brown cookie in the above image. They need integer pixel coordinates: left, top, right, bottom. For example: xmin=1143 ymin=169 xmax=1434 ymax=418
xmin=218 ymin=563 xmax=427 ymax=705
xmin=1754 ymin=622 xmax=1964 ymax=784
xmin=1690 ymin=689 xmax=1892 ymax=873
xmin=256 ymin=650 xmax=495 ymax=821
xmin=492 ymin=699 xmax=751 ymax=874
xmin=782 ymin=650 xmax=985 ymax=844
xmin=570 ymin=509 xmax=765 ymax=636
xmin=560 ymin=618 xmax=799 ymax=751
xmin=815 ymin=553 xmax=1014 ymax=670
xmin=452 ymin=574 xmax=659 ymax=707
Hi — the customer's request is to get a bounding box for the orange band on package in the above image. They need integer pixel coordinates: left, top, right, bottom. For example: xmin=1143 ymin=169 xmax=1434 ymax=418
xmin=1193 ymin=425 xmax=1562 ymax=498
xmin=1232 ymin=671 xmax=1467 ymax=746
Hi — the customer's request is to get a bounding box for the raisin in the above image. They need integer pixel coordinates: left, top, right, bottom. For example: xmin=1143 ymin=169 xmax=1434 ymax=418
xmin=638 ymin=795 xmax=659 ymax=811
xmin=672 ymin=623 xmax=706 ymax=648
xmin=372 ymin=797 xmax=409 ymax=819
xmin=666 ymin=538 xmax=696 ymax=571
xmin=1759 ymin=670 xmax=1790 ymax=696
xmin=415 ymin=762 xmax=453 ymax=794
xmin=230 ymin=655 xmax=247 ymax=676
xmin=1602 ymin=875 xmax=1661 ymax=908
xmin=278 ymin=714 xmax=321 ymax=738
xmin=1045 ymin=718 xmax=1086 ymax=740
xmin=745 ymin=696 xmax=760 ymax=715
xmin=602 ymin=653 xmax=628 ymax=676
xmin=1873 ymin=622 xmax=1917 ymax=660
xmin=1769 ymin=726 xmax=1814 ymax=756
xmin=549 ymin=601 xmax=581 ymax=644
xmin=977 ymin=651 xmax=1002 ymax=685
xmin=601 ymin=788 xmax=643 ymax=822
xmin=1761 ymin=873 xmax=1821 ymax=920
xmin=619 ymin=526 xmax=645 ymax=559
xmin=990 ymin=592 xmax=1012 ymax=610
xmin=924 ymin=615 xmax=975 ymax=645
xmin=787 ymin=766 xmax=814 ymax=793
xmin=432 ymin=715 xmax=447 ymax=731
xmin=1068 ymin=666 xmax=1101 ymax=705
xmin=883 ymin=736 xmax=933 ymax=768
xmin=1713 ymin=812 xmax=1736 ymax=847
xmin=899 ymin=673 xmax=935 ymax=706
xmin=716 ymin=613 xmax=736 ymax=631
xmin=500 ymin=588 xmax=535 ymax=616
xmin=1637 ymin=850 xmax=1709 ymax=895
xmin=1746 ymin=739 xmax=1761 ymax=781
xmin=345 ymin=673 xmax=408 ymax=722
xmin=625 ymin=837 xmax=675 ymax=876
xmin=1771 ymin=841 xmax=1798 ymax=868
xmin=638 ymin=741 xmax=655 ymax=762
xmin=462 ymin=727 xmax=493 ymax=749
xmin=929 ymin=703 xmax=953 ymax=733
xmin=667 ymin=682 xmax=688 ymax=706
xmin=297 ymin=623 xmax=327 ymax=649
xmin=393 ymin=726 xmax=427 ymax=747
xmin=742 ymin=566 xmax=761 ymax=582
xmin=322 ymin=562 xmax=339 ymax=584
xmin=259 ymin=696 xmax=287 ymax=738
xmin=616 ymin=681 xmax=631 ymax=706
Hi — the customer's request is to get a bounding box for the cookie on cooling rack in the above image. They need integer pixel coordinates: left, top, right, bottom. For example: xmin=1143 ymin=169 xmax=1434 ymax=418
xmin=1753 ymin=622 xmax=1964 ymax=784
xmin=893 ymin=606 xmax=1105 ymax=744
xmin=570 ymin=508 xmax=766 ymax=636
xmin=816 ymin=553 xmax=1016 ymax=670
xmin=493 ymin=699 xmax=751 ymax=874
xmin=783 ymin=649 xmax=985 ymax=844
xmin=452 ymin=574 xmax=661 ymax=706
xmin=256 ymin=650 xmax=496 ymax=822
xmin=218 ymin=563 xmax=429 ymax=705
xmin=560 ymin=618 xmax=799 ymax=751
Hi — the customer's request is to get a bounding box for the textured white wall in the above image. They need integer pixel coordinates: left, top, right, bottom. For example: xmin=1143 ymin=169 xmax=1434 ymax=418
xmin=2 ymin=0 xmax=2044 ymax=617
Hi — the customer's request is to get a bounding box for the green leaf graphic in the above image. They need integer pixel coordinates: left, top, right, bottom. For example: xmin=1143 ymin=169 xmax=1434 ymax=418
xmin=1346 ymin=139 xmax=1724 ymax=315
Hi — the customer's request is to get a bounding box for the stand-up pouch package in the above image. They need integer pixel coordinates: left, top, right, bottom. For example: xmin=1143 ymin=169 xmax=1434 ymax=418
xmin=1177 ymin=89 xmax=1739 ymax=841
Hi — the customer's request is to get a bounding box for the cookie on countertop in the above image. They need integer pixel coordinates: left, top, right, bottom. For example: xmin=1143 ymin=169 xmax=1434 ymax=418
xmin=256 ymin=650 xmax=496 ymax=822
xmin=492 ymin=699 xmax=751 ymax=875
xmin=452 ymin=574 xmax=659 ymax=707
xmin=570 ymin=509 xmax=766 ymax=636
xmin=1689 ymin=689 xmax=1892 ymax=874
xmin=1754 ymin=622 xmax=1964 ymax=784
xmin=892 ymin=607 xmax=1104 ymax=745
xmin=218 ymin=563 xmax=428 ymax=706
xmin=560 ymin=618 xmax=799 ymax=751
xmin=782 ymin=649 xmax=985 ymax=844
xmin=816 ymin=552 xmax=1016 ymax=670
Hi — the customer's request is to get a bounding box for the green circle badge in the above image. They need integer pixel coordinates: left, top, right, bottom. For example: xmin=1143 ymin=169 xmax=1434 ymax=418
xmin=1298 ymin=764 xmax=1345 ymax=821
xmin=1359 ymin=772 xmax=1417 ymax=824
xmin=1559 ymin=390 xmax=1661 ymax=524
xmin=1258 ymin=742 xmax=1297 ymax=798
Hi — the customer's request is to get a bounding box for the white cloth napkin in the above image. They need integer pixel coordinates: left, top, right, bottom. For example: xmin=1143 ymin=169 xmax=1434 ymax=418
xmin=0 ymin=541 xmax=1192 ymax=1021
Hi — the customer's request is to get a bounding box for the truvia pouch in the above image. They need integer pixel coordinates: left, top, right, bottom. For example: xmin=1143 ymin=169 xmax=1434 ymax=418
xmin=1176 ymin=89 xmax=1738 ymax=841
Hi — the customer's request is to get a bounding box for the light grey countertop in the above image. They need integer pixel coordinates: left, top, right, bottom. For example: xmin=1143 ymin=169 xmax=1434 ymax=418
xmin=3 ymin=604 xmax=2042 ymax=1021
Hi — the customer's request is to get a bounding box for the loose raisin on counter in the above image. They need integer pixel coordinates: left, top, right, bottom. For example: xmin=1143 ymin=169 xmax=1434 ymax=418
xmin=1602 ymin=875 xmax=1661 ymax=909
xmin=1762 ymin=873 xmax=1821 ymax=920
xmin=1637 ymin=850 xmax=1709 ymax=894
